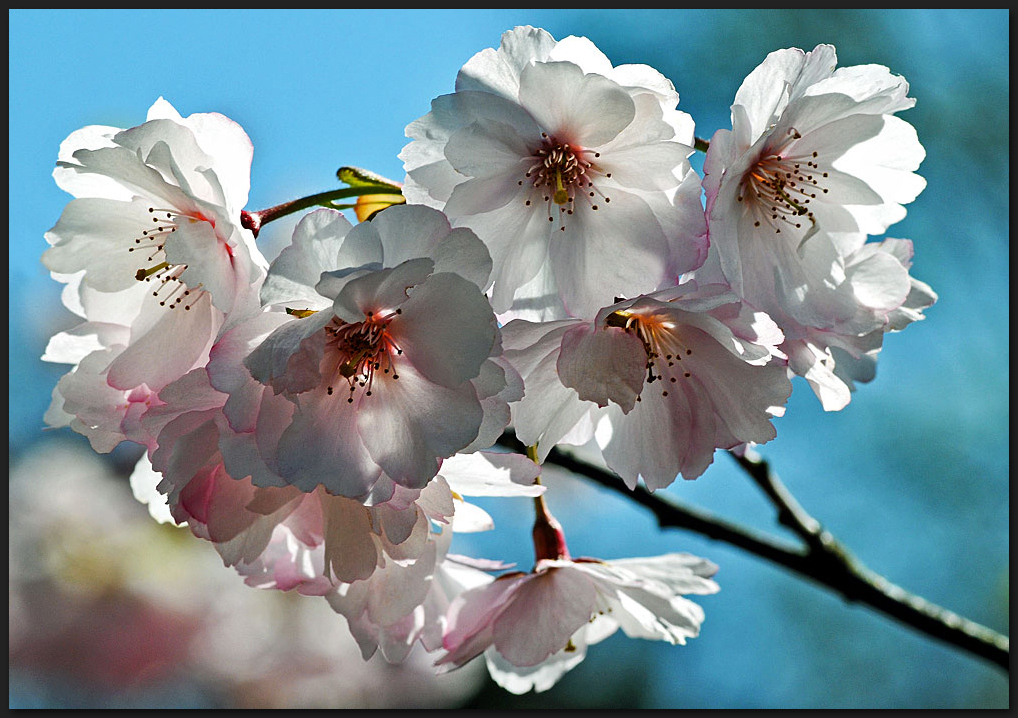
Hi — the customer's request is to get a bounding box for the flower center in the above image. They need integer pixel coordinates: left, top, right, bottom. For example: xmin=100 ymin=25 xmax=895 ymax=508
xmin=605 ymin=309 xmax=693 ymax=400
xmin=324 ymin=310 xmax=403 ymax=403
xmin=129 ymin=207 xmax=207 ymax=310
xmin=520 ymin=134 xmax=612 ymax=230
xmin=737 ymin=129 xmax=829 ymax=235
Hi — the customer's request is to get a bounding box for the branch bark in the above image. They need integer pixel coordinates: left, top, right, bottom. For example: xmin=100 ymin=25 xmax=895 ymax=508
xmin=498 ymin=431 xmax=1010 ymax=673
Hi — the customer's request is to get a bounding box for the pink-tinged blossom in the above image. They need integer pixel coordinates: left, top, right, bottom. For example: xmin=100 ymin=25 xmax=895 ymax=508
xmin=138 ymin=367 xmax=529 ymax=582
xmin=703 ymin=45 xmax=926 ymax=298
xmin=135 ymin=368 xmax=313 ymax=573
xmin=503 ymin=283 xmax=792 ymax=489
xmin=245 ymin=453 xmax=541 ymax=664
xmin=43 ymin=309 xmax=155 ymax=453
xmin=206 ymin=205 xmax=513 ymax=502
xmin=41 ymin=98 xmax=267 ymax=450
xmin=41 ymin=277 xmax=174 ymax=452
xmin=401 ymin=25 xmax=707 ymax=320
xmin=286 ymin=453 xmax=541 ymax=663
xmin=435 ymin=552 xmax=719 ymax=694
xmin=130 ymin=366 xmax=520 ymax=597
xmin=130 ymin=366 xmax=546 ymax=665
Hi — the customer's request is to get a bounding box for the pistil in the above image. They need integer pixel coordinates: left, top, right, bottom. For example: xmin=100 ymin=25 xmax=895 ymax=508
xmin=522 ymin=133 xmax=611 ymax=227
xmin=324 ymin=310 xmax=403 ymax=403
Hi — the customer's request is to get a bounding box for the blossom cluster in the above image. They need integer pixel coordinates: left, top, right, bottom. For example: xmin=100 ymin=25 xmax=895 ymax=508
xmin=41 ymin=27 xmax=934 ymax=694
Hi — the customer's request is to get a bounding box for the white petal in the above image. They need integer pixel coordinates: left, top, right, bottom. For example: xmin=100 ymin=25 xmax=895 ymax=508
xmin=106 ymin=292 xmax=217 ymax=391
xmin=606 ymin=553 xmax=721 ymax=594
xmin=462 ymin=201 xmax=554 ymax=314
xmin=242 ymin=310 xmax=330 ymax=394
xmin=356 ymin=358 xmax=484 ymax=489
xmin=394 ymin=270 xmax=496 ymax=388
xmin=274 ymin=389 xmax=382 ymax=497
xmin=43 ymin=197 xmax=163 ymax=293
xmin=320 ymin=493 xmax=381 ymax=583
xmin=166 ymin=216 xmax=239 ymax=313
xmin=518 ymin=61 xmax=635 ymax=147
xmin=260 ymin=208 xmax=371 ymax=309
xmin=439 ymin=450 xmax=544 ymax=497
xmin=331 ymin=257 xmax=434 ymax=324
xmin=129 ymin=452 xmax=181 ymax=526
xmin=451 ymin=498 xmax=495 ymax=533
xmin=456 ymin=25 xmax=557 ymax=97
xmin=53 ymin=124 xmax=127 ymax=199
xmin=500 ymin=319 xmax=596 ymax=461
xmin=369 ymin=204 xmax=491 ymax=288
xmin=439 ymin=572 xmax=529 ymax=669
xmin=557 ymin=322 xmax=646 ymax=413
xmin=551 ymin=189 xmax=670 ymax=318
xmin=484 ymin=641 xmax=588 ymax=694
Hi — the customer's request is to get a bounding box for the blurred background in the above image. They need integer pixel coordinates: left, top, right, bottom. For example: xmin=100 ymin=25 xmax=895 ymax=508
xmin=9 ymin=9 xmax=1008 ymax=709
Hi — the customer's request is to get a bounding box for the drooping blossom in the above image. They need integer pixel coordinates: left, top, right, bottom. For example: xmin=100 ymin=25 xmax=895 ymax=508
xmin=503 ymin=282 xmax=792 ymax=489
xmin=131 ymin=370 xmax=545 ymax=664
xmin=702 ymin=44 xmax=927 ymax=299
xmin=401 ymin=25 xmax=708 ymax=320
xmin=41 ymin=98 xmax=267 ymax=450
xmin=264 ymin=451 xmax=541 ymax=664
xmin=435 ymin=498 xmax=719 ymax=694
xmin=208 ymin=204 xmax=515 ymax=502
xmin=130 ymin=355 xmax=542 ymax=626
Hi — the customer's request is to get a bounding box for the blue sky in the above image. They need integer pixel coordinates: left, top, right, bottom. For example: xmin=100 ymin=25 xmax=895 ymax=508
xmin=9 ymin=9 xmax=1009 ymax=709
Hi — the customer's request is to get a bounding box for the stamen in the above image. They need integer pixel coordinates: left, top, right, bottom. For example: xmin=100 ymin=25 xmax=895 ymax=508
xmin=324 ymin=309 xmax=403 ymax=402
xmin=739 ymin=128 xmax=829 ymax=235
xmin=129 ymin=207 xmax=212 ymax=312
xmin=524 ymin=135 xmax=610 ymax=227
xmin=180 ymin=285 xmax=204 ymax=311
xmin=605 ymin=308 xmax=692 ymax=397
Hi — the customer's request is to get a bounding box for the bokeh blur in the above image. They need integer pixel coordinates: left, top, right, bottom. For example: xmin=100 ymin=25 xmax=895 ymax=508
xmin=9 ymin=9 xmax=1009 ymax=709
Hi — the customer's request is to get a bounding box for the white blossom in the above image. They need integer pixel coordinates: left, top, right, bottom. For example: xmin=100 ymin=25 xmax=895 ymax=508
xmin=401 ymin=25 xmax=707 ymax=320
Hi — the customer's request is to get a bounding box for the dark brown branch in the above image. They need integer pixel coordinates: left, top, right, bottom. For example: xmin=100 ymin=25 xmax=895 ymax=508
xmin=730 ymin=449 xmax=1009 ymax=672
xmin=498 ymin=432 xmax=1009 ymax=673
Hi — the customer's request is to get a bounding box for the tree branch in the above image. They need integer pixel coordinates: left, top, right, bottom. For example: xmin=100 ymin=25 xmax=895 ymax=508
xmin=498 ymin=432 xmax=1009 ymax=673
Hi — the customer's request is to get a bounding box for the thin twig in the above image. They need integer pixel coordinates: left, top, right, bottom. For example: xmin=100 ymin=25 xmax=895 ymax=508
xmin=498 ymin=431 xmax=1009 ymax=673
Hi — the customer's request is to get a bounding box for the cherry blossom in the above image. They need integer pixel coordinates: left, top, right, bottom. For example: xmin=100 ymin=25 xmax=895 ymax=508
xmin=701 ymin=44 xmax=926 ymax=302
xmin=44 ymin=97 xmax=266 ymax=323
xmin=436 ymin=551 xmax=719 ymax=693
xmin=32 ymin=30 xmax=952 ymax=700
xmin=41 ymin=98 xmax=267 ymax=450
xmin=209 ymin=204 xmax=512 ymax=501
xmin=299 ymin=454 xmax=541 ymax=663
xmin=42 ymin=308 xmax=152 ymax=452
xmin=695 ymin=46 xmax=932 ymax=409
xmin=764 ymin=232 xmax=938 ymax=409
xmin=401 ymin=25 xmax=707 ymax=320
xmin=132 ymin=366 xmax=543 ymax=663
xmin=131 ymin=358 xmax=543 ymax=606
xmin=503 ymin=282 xmax=792 ymax=488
